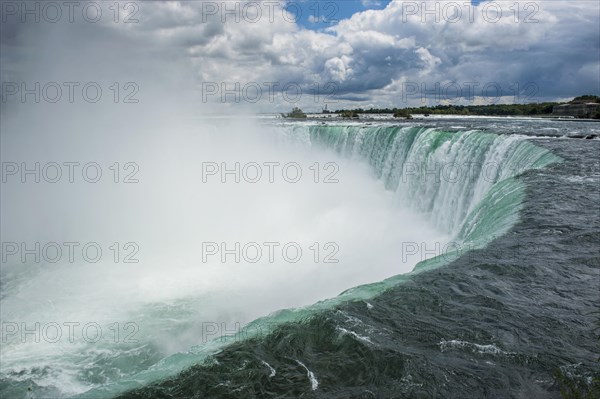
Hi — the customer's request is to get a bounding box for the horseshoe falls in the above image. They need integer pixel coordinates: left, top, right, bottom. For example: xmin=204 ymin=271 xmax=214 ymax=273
xmin=3 ymin=0 xmax=600 ymax=396
xmin=6 ymin=118 xmax=589 ymax=399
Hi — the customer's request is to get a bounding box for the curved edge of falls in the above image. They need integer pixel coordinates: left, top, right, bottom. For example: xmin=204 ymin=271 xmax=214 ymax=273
xmin=76 ymin=125 xmax=563 ymax=399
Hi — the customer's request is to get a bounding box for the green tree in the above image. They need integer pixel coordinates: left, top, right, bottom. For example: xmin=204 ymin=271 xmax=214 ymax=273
xmin=282 ymin=107 xmax=307 ymax=119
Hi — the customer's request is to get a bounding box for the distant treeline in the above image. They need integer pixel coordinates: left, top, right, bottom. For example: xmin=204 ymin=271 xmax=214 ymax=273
xmin=332 ymin=95 xmax=600 ymax=117
xmin=334 ymin=102 xmax=559 ymax=116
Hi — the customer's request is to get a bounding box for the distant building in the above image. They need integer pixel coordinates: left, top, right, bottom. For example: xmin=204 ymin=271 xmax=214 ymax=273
xmin=322 ymin=104 xmax=332 ymax=114
xmin=552 ymin=102 xmax=600 ymax=118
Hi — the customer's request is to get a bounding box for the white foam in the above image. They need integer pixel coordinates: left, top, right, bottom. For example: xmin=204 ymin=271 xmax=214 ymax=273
xmin=261 ymin=360 xmax=276 ymax=377
xmin=295 ymin=360 xmax=319 ymax=391
xmin=438 ymin=339 xmax=515 ymax=356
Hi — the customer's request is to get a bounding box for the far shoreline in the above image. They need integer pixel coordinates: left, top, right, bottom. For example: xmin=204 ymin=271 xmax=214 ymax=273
xmin=277 ymin=114 xmax=600 ymax=123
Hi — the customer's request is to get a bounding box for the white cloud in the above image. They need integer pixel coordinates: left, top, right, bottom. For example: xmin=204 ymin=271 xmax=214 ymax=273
xmin=324 ymin=56 xmax=353 ymax=82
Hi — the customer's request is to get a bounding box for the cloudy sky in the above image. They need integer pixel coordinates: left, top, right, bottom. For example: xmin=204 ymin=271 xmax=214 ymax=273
xmin=1 ymin=0 xmax=599 ymax=112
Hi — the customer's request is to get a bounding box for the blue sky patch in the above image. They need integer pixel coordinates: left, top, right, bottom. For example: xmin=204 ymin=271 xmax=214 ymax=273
xmin=295 ymin=0 xmax=391 ymax=30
